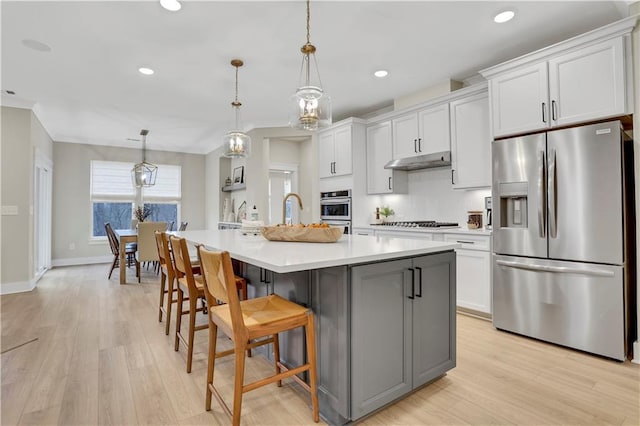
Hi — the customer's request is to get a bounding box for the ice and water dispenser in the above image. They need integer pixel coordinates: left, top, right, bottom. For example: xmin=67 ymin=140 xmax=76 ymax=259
xmin=498 ymin=182 xmax=528 ymax=228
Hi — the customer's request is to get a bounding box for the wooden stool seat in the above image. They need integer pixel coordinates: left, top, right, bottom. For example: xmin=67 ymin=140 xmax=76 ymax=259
xmin=197 ymin=247 xmax=319 ymax=426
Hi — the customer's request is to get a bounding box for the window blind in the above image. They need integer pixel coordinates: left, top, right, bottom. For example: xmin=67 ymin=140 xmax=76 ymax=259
xmin=142 ymin=164 xmax=182 ymax=200
xmin=90 ymin=160 xmax=136 ymax=199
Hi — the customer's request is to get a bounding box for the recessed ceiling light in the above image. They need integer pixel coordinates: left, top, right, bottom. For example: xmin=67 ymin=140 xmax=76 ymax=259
xmin=21 ymin=39 xmax=52 ymax=52
xmin=160 ymin=0 xmax=182 ymax=12
xmin=374 ymin=70 xmax=389 ymax=78
xmin=138 ymin=67 xmax=155 ymax=75
xmin=494 ymin=10 xmax=515 ymax=23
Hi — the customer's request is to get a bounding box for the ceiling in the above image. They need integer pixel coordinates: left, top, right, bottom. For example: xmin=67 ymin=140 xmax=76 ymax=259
xmin=1 ymin=1 xmax=632 ymax=155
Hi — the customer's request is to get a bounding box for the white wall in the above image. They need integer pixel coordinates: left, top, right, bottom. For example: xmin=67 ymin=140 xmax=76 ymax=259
xmin=352 ymin=168 xmax=490 ymax=227
xmin=52 ymin=141 xmax=206 ymax=264
xmin=1 ymin=106 xmax=54 ymax=293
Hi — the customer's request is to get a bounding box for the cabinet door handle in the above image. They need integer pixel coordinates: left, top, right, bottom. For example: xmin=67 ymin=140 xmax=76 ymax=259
xmin=414 ymin=139 xmax=417 ymax=153
xmin=451 ymin=169 xmax=455 ymax=185
xmin=260 ymin=267 xmax=265 ymax=283
xmin=415 ymin=266 xmax=422 ymax=298
xmin=407 ymin=268 xmax=415 ymax=299
xmin=541 ymin=102 xmax=547 ymax=123
xmin=551 ymin=100 xmax=557 ymax=121
xmin=388 ymin=177 xmax=392 ymax=190
xmin=418 ymin=138 xmax=422 ymax=153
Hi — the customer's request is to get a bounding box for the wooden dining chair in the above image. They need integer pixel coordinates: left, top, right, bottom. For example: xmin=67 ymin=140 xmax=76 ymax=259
xmin=197 ymin=246 xmax=319 ymax=426
xmin=105 ymin=222 xmax=139 ymax=279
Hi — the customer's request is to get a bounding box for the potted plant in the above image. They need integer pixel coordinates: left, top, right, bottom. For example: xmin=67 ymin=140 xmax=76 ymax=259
xmin=379 ymin=206 xmax=395 ymax=223
xmin=134 ymin=205 xmax=152 ymax=223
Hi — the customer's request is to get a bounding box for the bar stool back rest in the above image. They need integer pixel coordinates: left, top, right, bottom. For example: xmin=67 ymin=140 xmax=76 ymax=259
xmin=138 ymin=221 xmax=168 ymax=263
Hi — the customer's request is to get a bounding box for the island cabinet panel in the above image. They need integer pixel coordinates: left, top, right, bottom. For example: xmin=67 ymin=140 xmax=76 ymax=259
xmin=311 ymin=266 xmax=350 ymax=425
xmin=351 ymin=252 xmax=456 ymax=420
xmin=351 ymin=259 xmax=413 ymax=420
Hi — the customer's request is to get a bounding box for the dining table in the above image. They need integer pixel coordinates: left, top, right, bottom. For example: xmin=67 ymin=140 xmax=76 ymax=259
xmin=115 ymin=229 xmax=137 ymax=284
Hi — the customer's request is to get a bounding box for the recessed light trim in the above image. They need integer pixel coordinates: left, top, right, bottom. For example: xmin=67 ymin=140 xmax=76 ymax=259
xmin=22 ymin=39 xmax=52 ymax=52
xmin=494 ymin=10 xmax=515 ymax=24
xmin=374 ymin=70 xmax=389 ymax=78
xmin=160 ymin=0 xmax=182 ymax=12
xmin=138 ymin=67 xmax=155 ymax=75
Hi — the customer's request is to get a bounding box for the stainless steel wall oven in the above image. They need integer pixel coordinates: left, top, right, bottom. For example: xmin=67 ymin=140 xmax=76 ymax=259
xmin=320 ymin=189 xmax=351 ymax=234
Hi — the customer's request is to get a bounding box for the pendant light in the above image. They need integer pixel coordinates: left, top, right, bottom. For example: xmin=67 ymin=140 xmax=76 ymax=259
xmin=223 ymin=59 xmax=251 ymax=158
xmin=288 ymin=0 xmax=331 ymax=131
xmin=131 ymin=129 xmax=158 ymax=187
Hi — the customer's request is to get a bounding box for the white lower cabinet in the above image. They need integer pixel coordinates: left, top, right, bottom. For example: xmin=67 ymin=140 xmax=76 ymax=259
xmin=444 ymin=233 xmax=491 ymax=316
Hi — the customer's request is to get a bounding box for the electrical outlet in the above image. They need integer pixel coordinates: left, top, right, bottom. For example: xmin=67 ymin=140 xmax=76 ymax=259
xmin=1 ymin=205 xmax=18 ymax=215
xmin=69 ymin=243 xmax=75 ymax=250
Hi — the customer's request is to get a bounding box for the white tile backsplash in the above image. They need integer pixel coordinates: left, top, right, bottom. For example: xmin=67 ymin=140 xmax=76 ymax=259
xmin=352 ymin=168 xmax=491 ymax=227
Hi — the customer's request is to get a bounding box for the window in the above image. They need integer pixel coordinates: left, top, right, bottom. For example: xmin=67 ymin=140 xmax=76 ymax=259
xmin=90 ymin=161 xmax=181 ymax=237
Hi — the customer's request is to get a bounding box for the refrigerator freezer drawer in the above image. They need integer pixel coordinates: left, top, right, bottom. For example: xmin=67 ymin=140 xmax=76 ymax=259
xmin=493 ymin=254 xmax=624 ymax=360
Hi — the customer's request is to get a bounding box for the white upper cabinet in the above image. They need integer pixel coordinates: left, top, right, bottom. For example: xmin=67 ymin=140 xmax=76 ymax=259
xmin=318 ymin=122 xmax=355 ymax=179
xmin=482 ymin=18 xmax=635 ymax=139
xmin=392 ymin=104 xmax=450 ymax=159
xmin=450 ymin=91 xmax=491 ymax=189
xmin=489 ymin=63 xmax=548 ymax=137
xmin=366 ymin=121 xmax=407 ymax=194
xmin=548 ymin=38 xmax=625 ymax=127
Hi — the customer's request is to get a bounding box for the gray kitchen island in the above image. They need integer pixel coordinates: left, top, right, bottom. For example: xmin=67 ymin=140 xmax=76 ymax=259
xmin=177 ymin=229 xmax=458 ymax=424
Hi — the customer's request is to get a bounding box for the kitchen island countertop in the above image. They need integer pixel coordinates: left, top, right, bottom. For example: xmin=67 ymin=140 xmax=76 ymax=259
xmin=176 ymin=229 xmax=459 ymax=273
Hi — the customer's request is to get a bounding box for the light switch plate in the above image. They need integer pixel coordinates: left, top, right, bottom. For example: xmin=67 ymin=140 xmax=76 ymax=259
xmin=1 ymin=205 xmax=19 ymax=215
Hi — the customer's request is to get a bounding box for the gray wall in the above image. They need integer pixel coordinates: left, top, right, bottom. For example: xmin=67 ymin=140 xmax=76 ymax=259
xmin=52 ymin=142 xmax=206 ymax=263
xmin=1 ymin=106 xmax=53 ymax=291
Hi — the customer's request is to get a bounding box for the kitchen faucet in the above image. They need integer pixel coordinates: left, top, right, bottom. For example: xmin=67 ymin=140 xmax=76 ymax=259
xmin=282 ymin=192 xmax=303 ymax=224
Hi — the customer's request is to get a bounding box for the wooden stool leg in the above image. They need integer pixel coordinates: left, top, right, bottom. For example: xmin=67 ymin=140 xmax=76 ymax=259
xmin=159 ymin=270 xmax=166 ymax=322
xmin=205 ymin=321 xmax=218 ymax=411
xmin=273 ymin=333 xmax=282 ymax=387
xmin=175 ymin=288 xmax=183 ymax=351
xmin=232 ymin=346 xmax=247 ymax=426
xmin=186 ymin=297 xmax=198 ymax=373
xmin=165 ymin=275 xmax=173 ymax=336
xmin=305 ymin=313 xmax=319 ymax=422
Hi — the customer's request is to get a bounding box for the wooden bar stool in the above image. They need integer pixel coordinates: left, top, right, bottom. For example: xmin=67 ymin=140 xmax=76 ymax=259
xmin=197 ymin=246 xmax=319 ymax=426
xmin=156 ymin=231 xmax=182 ymax=335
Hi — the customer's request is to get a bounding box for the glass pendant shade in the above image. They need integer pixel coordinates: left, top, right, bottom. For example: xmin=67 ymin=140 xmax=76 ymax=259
xmin=289 ymin=0 xmax=331 ymax=131
xmin=131 ymin=129 xmax=157 ymax=187
xmin=132 ymin=161 xmax=158 ymax=187
xmin=223 ymin=59 xmax=251 ymax=158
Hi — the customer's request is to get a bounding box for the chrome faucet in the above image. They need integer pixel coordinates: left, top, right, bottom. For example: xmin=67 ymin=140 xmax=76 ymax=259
xmin=282 ymin=192 xmax=304 ymax=224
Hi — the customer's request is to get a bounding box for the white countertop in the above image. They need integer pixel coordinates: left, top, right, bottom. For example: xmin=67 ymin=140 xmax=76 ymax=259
xmin=358 ymin=225 xmax=492 ymax=236
xmin=176 ymin=229 xmax=459 ymax=273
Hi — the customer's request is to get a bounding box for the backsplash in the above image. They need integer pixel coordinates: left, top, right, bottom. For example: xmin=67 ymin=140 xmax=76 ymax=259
xmin=352 ymin=168 xmax=490 ymax=227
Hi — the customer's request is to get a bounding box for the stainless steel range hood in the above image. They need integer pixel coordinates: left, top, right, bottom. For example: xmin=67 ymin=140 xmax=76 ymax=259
xmin=384 ymin=151 xmax=451 ymax=171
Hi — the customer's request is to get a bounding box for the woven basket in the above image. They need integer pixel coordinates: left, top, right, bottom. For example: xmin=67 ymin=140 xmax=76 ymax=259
xmin=261 ymin=226 xmax=343 ymax=243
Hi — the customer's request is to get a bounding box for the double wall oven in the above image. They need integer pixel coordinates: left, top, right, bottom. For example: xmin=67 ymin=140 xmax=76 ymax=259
xmin=320 ymin=189 xmax=351 ymax=234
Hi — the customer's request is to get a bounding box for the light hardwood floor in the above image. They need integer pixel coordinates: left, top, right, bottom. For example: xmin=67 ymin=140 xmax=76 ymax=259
xmin=1 ymin=264 xmax=639 ymax=425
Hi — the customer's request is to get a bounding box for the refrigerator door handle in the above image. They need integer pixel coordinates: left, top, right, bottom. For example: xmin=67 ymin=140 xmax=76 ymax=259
xmin=495 ymin=259 xmax=614 ymax=277
xmin=538 ymin=150 xmax=546 ymax=238
xmin=548 ymin=148 xmax=557 ymax=238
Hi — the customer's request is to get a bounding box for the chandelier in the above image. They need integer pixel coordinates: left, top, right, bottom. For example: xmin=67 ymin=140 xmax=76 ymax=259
xmin=288 ymin=0 xmax=331 ymax=131
xmin=131 ymin=129 xmax=157 ymax=187
xmin=223 ymin=59 xmax=251 ymax=158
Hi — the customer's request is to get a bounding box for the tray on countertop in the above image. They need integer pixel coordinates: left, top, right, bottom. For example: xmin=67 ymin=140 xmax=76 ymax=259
xmin=261 ymin=225 xmax=343 ymax=243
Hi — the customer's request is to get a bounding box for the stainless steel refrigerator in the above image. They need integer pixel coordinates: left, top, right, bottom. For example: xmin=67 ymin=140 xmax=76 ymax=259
xmin=492 ymin=120 xmax=636 ymax=361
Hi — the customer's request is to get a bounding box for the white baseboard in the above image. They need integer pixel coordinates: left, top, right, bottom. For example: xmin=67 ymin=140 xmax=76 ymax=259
xmin=52 ymin=255 xmax=111 ymax=267
xmin=1 ymin=279 xmax=36 ymax=295
xmin=633 ymin=341 xmax=640 ymax=364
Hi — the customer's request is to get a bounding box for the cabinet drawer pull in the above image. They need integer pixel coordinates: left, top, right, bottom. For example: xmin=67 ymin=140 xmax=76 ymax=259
xmin=415 ymin=266 xmax=422 ymax=298
xmin=456 ymin=240 xmax=475 ymax=244
xmin=407 ymin=268 xmax=415 ymax=299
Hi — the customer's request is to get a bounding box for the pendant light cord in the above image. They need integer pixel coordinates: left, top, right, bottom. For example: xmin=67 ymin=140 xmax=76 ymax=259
xmin=306 ymin=0 xmax=311 ymax=45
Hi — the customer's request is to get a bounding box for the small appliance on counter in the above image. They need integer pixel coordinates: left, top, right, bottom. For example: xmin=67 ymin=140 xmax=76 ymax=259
xmin=467 ymin=211 xmax=483 ymax=229
xmin=485 ymin=196 xmax=492 ymax=230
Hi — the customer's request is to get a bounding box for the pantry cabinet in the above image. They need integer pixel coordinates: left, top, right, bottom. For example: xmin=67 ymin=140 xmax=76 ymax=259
xmin=351 ymin=252 xmax=456 ymax=420
xmin=484 ymin=28 xmax=633 ymax=139
xmin=392 ymin=104 xmax=450 ymax=159
xmin=450 ymin=91 xmax=491 ymax=189
xmin=366 ymin=120 xmax=407 ymax=194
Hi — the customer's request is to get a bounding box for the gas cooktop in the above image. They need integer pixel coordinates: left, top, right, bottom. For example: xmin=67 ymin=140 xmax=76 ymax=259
xmin=372 ymin=221 xmax=459 ymax=228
